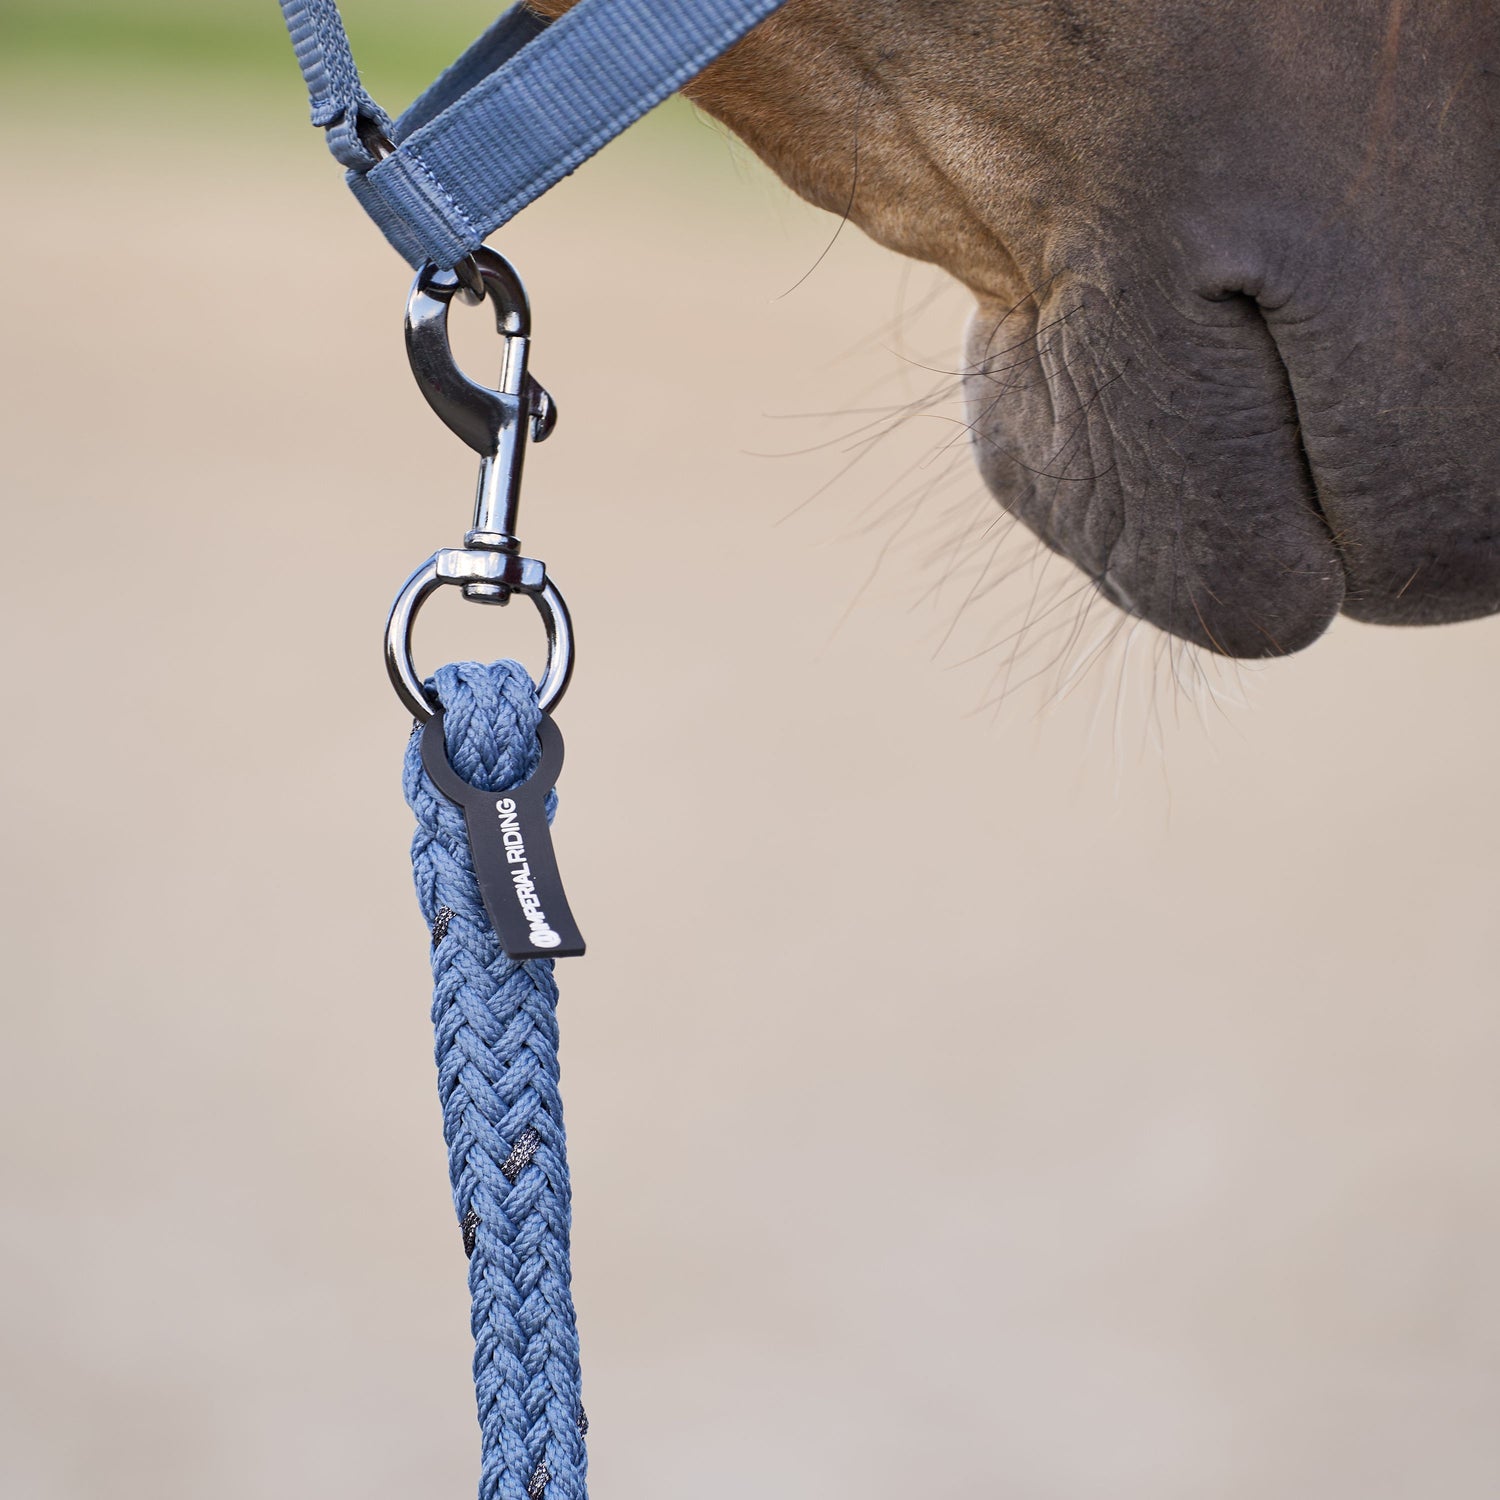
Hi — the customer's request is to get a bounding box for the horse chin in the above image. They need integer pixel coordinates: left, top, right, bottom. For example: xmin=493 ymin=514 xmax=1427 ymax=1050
xmin=961 ymin=290 xmax=1347 ymax=660
xmin=961 ymin=224 xmax=1500 ymax=659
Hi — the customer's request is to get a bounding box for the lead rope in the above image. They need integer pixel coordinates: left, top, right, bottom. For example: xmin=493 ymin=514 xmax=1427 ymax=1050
xmin=406 ymin=661 xmax=587 ymax=1500
xmin=274 ymin=4 xmax=790 ymax=1495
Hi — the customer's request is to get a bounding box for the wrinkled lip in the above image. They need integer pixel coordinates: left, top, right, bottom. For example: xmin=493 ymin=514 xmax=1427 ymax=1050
xmin=962 ymin=291 xmax=1352 ymax=660
xmin=1093 ymin=336 xmax=1356 ymax=658
xmin=962 ymin=260 xmax=1500 ymax=659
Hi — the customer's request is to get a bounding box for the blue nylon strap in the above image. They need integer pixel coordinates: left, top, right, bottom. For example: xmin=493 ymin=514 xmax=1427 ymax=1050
xmin=277 ymin=0 xmax=391 ymax=170
xmin=278 ymin=0 xmax=787 ymax=268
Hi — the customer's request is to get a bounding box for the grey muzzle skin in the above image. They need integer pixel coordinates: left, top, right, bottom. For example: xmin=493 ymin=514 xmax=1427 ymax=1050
xmin=942 ymin=2 xmax=1500 ymax=658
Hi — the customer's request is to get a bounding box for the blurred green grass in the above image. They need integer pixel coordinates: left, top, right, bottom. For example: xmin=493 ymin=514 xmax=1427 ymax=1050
xmin=2 ymin=0 xmax=539 ymax=107
xmin=0 ymin=0 xmax=721 ymax=162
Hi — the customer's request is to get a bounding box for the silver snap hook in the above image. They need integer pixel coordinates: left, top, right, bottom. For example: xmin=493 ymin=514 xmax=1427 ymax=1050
xmin=404 ymin=248 xmax=558 ymax=576
xmin=385 ymin=249 xmax=574 ymax=717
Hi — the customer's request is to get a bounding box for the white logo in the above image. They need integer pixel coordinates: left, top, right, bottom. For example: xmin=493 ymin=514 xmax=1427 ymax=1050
xmin=495 ymin=798 xmax=564 ymax=949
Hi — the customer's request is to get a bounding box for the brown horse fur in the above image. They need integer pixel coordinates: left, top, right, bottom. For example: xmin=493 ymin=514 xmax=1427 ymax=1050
xmin=529 ymin=1 xmax=1500 ymax=656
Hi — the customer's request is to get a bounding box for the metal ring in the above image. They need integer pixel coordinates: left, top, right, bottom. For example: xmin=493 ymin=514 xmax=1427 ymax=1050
xmin=384 ymin=557 xmax=575 ymax=721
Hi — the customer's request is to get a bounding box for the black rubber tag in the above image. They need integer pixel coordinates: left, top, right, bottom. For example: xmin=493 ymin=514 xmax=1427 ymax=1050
xmin=421 ymin=712 xmax=585 ymax=959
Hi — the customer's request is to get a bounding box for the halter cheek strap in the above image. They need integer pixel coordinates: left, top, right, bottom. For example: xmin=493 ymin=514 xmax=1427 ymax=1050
xmin=279 ymin=0 xmax=787 ymax=269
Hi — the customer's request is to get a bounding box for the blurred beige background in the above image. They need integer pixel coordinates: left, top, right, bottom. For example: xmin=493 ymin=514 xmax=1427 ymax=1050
xmin=2 ymin=6 xmax=1499 ymax=1497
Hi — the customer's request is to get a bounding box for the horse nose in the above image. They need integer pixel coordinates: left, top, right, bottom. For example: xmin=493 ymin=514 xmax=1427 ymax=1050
xmin=964 ymin=279 xmax=1349 ymax=659
xmin=1257 ymin=245 xmax=1500 ymax=632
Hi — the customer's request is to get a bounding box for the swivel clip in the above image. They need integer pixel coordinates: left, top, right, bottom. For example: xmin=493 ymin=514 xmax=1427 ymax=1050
xmin=385 ymin=248 xmax=574 ymax=721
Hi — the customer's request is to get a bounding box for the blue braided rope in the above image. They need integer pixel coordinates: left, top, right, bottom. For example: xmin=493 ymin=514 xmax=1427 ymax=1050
xmin=404 ymin=660 xmax=587 ymax=1500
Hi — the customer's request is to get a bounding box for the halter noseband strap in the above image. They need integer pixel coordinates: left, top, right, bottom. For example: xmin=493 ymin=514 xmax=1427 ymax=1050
xmin=279 ymin=0 xmax=788 ymax=269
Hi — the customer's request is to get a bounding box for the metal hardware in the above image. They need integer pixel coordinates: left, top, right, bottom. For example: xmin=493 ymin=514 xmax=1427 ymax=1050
xmin=405 ymin=249 xmax=558 ymax=581
xmin=385 ymin=553 xmax=574 ymax=721
xmin=385 ymin=247 xmax=573 ymax=717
